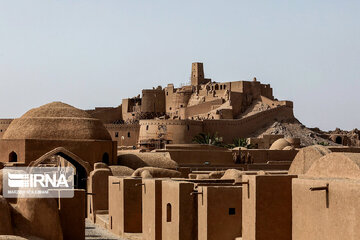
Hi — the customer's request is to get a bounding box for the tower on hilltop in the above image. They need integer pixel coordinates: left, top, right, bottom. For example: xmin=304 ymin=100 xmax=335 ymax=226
xmin=191 ymin=62 xmax=210 ymax=86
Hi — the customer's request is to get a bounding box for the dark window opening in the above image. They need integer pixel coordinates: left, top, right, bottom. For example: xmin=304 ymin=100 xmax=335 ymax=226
xmin=115 ymin=132 xmax=119 ymax=138
xmin=167 ymin=203 xmax=172 ymax=222
xmin=229 ymin=208 xmax=236 ymax=215
xmin=102 ymin=152 xmax=109 ymax=165
xmin=146 ymin=125 xmax=149 ymax=131
xmin=9 ymin=151 xmax=17 ymax=162
xmin=166 ymin=92 xmax=168 ymax=96
xmin=187 ymin=125 xmax=190 ymax=131
xmin=127 ymin=132 xmax=131 ymax=138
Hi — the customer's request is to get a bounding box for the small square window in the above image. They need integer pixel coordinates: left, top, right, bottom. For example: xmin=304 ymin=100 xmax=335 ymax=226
xmin=229 ymin=208 xmax=236 ymax=215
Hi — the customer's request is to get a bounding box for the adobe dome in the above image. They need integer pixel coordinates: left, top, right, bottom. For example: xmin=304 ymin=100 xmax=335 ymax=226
xmin=3 ymin=102 xmax=111 ymax=141
xmin=306 ymin=152 xmax=360 ymax=179
xmin=269 ymin=138 xmax=291 ymax=150
xmin=288 ymin=145 xmax=331 ymax=175
xmin=283 ymin=146 xmax=295 ymax=150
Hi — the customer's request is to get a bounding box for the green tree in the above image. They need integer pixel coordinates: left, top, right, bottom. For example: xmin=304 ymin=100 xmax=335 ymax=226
xmin=192 ymin=132 xmax=223 ymax=146
xmin=232 ymin=138 xmax=248 ymax=147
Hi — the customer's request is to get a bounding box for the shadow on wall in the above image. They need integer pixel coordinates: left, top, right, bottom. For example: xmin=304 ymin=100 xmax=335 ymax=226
xmin=117 ymin=154 xmax=148 ymax=169
xmin=117 ymin=152 xmax=178 ymax=170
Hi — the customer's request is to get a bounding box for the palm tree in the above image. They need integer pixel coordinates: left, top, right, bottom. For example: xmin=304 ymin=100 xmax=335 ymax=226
xmin=192 ymin=132 xmax=223 ymax=146
xmin=232 ymin=138 xmax=248 ymax=148
xmin=225 ymin=137 xmax=252 ymax=149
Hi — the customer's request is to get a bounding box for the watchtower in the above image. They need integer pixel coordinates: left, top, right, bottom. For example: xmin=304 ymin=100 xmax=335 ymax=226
xmin=191 ymin=62 xmax=210 ymax=86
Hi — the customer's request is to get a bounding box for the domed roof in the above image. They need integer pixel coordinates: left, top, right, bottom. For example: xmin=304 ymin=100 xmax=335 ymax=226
xmin=288 ymin=145 xmax=331 ymax=175
xmin=269 ymin=138 xmax=291 ymax=150
xmin=3 ymin=102 xmax=112 ymax=141
xmin=306 ymin=152 xmax=360 ymax=179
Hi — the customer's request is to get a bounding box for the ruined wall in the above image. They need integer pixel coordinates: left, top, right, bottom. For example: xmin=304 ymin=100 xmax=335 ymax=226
xmin=86 ymin=106 xmax=122 ymax=124
xmin=171 ymin=90 xmax=193 ymax=117
xmin=260 ymin=84 xmax=273 ymax=99
xmin=105 ymin=124 xmax=140 ymax=146
xmin=228 ymin=81 xmax=244 ymax=93
xmin=141 ymin=89 xmax=166 ymax=113
xmin=121 ymin=98 xmax=142 ymax=122
xmin=184 ymin=99 xmax=224 ymax=119
xmin=260 ymin=96 xmax=293 ymax=108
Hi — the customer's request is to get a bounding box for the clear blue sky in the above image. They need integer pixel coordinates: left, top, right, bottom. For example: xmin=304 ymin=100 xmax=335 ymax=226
xmin=0 ymin=1 xmax=359 ymax=130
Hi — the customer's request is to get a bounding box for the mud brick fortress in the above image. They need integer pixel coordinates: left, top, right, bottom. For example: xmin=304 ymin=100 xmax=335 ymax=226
xmin=0 ymin=62 xmax=359 ymax=240
xmin=1 ymin=63 xmax=357 ymax=149
xmin=88 ymin=62 xmax=294 ymax=148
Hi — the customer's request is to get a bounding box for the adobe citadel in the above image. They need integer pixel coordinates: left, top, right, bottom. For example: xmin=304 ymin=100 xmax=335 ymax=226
xmin=0 ymin=62 xmax=359 ymax=240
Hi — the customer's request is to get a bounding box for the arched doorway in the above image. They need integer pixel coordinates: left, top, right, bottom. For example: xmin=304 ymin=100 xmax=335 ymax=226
xmin=57 ymin=152 xmax=88 ymax=189
xmin=9 ymin=151 xmax=17 ymax=162
xmin=102 ymin=152 xmax=109 ymax=165
xmin=30 ymin=147 xmax=91 ymax=190
xmin=335 ymin=136 xmax=342 ymax=144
